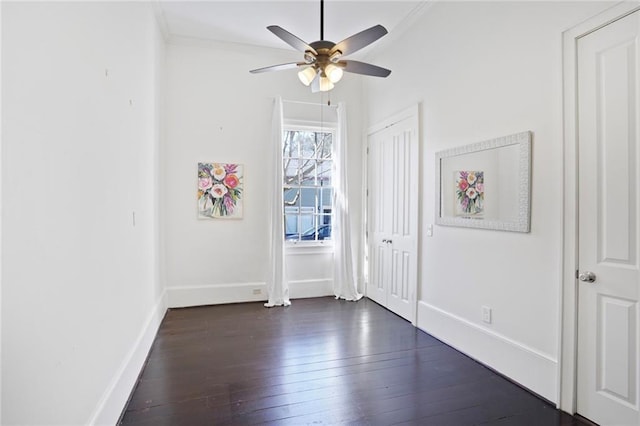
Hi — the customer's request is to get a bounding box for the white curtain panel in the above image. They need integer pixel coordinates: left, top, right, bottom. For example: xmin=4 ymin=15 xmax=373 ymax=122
xmin=265 ymin=97 xmax=291 ymax=307
xmin=333 ymin=103 xmax=362 ymax=301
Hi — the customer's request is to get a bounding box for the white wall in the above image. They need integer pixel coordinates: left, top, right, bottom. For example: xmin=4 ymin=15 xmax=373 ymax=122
xmin=363 ymin=1 xmax=613 ymax=403
xmin=1 ymin=2 xmax=165 ymax=424
xmin=163 ymin=38 xmax=364 ymax=306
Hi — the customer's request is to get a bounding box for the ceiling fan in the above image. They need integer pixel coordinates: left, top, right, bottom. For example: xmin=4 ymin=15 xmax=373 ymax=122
xmin=249 ymin=0 xmax=392 ymax=92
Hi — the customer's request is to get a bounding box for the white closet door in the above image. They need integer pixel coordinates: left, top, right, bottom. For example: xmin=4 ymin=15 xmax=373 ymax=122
xmin=367 ymin=108 xmax=419 ymax=323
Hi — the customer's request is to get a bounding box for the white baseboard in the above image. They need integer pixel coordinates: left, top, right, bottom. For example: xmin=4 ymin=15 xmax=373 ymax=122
xmin=417 ymin=301 xmax=558 ymax=403
xmin=167 ymin=282 xmax=267 ymax=308
xmin=167 ymin=279 xmax=334 ymax=308
xmin=289 ymin=279 xmax=333 ymax=299
xmin=89 ymin=290 xmax=168 ymax=426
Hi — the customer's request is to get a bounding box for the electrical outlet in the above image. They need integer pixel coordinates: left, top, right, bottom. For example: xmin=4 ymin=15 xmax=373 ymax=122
xmin=482 ymin=306 xmax=492 ymax=324
xmin=252 ymin=289 xmax=262 ymax=295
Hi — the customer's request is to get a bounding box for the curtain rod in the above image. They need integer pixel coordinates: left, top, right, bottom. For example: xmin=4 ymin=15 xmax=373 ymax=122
xmin=282 ymin=99 xmax=339 ymax=109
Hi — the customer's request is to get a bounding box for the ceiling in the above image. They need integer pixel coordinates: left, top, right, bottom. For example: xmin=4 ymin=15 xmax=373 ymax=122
xmin=157 ymin=1 xmax=428 ymax=55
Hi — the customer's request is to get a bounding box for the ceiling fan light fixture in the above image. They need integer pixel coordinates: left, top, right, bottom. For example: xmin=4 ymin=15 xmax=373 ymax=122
xmin=298 ymin=66 xmax=317 ymax=86
xmin=319 ymin=75 xmax=334 ymax=92
xmin=324 ymin=64 xmax=343 ymax=83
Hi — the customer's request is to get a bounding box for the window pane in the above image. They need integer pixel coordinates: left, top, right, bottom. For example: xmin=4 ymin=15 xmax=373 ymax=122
xmin=284 ymin=188 xmax=300 ymax=207
xmin=283 ymin=159 xmax=300 ymax=185
xmin=320 ymin=187 xmax=333 ymax=210
xmin=299 ymin=216 xmax=319 ymax=241
xmin=283 ymin=131 xmax=299 ymax=158
xmin=317 ymin=160 xmax=332 ymax=186
xmin=299 ymin=159 xmax=317 ymax=186
xmin=318 ymin=217 xmax=332 ymax=240
xmin=299 ymin=215 xmax=314 ymax=235
xmin=299 ymin=132 xmax=317 ymax=159
xmin=318 ymin=133 xmax=332 ymax=159
xmin=299 ymin=187 xmax=317 ymax=212
xmin=284 ymin=214 xmax=299 ymax=239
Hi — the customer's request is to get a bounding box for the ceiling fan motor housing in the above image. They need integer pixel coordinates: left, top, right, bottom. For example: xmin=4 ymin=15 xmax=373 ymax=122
xmin=306 ymin=40 xmax=344 ymax=74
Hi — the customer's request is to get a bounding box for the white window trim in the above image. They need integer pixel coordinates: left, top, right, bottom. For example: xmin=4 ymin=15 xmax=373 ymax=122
xmin=286 ymin=240 xmax=334 ymax=254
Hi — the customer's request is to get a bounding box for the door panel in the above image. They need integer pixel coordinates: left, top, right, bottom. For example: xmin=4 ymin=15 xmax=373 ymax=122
xmin=368 ymin=130 xmax=391 ymax=307
xmin=597 ymin=40 xmax=637 ymax=266
xmin=597 ymin=294 xmax=636 ymax=405
xmin=387 ymin=129 xmax=418 ymax=320
xmin=577 ymin=10 xmax=640 ymax=425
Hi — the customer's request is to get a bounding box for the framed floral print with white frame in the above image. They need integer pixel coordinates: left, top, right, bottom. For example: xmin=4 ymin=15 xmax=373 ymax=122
xmin=198 ymin=162 xmax=244 ymax=219
xmin=435 ymin=131 xmax=531 ymax=232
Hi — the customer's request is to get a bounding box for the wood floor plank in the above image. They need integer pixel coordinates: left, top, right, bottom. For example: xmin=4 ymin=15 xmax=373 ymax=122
xmin=119 ymin=297 xmax=581 ymax=425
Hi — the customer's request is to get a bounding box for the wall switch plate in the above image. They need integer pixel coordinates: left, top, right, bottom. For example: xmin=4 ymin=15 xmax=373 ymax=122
xmin=482 ymin=306 xmax=492 ymax=324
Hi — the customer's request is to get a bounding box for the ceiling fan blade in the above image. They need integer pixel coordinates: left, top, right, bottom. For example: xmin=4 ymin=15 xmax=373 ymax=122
xmin=267 ymin=25 xmax=318 ymax=55
xmin=331 ymin=24 xmax=388 ymax=56
xmin=250 ymin=62 xmax=302 ymax=74
xmin=340 ymin=60 xmax=391 ymax=77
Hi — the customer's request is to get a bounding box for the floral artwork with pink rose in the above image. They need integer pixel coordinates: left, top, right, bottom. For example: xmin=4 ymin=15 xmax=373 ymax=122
xmin=455 ymin=170 xmax=484 ymax=217
xmin=198 ymin=163 xmax=243 ymax=219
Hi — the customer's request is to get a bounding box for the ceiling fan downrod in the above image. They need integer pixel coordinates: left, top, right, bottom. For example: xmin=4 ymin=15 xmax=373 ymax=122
xmin=320 ymin=0 xmax=324 ymax=40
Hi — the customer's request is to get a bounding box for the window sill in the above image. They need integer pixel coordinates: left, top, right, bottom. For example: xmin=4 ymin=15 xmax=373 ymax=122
xmin=285 ymin=241 xmax=334 ymax=255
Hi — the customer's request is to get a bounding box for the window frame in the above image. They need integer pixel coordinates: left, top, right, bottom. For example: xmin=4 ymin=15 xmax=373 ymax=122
xmin=282 ymin=120 xmax=336 ymax=248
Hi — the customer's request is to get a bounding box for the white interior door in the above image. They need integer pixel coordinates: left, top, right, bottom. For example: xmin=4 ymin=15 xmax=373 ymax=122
xmin=368 ymin=130 xmax=392 ymax=308
xmin=367 ymin=109 xmax=419 ymax=323
xmin=577 ymin=10 xmax=640 ymax=426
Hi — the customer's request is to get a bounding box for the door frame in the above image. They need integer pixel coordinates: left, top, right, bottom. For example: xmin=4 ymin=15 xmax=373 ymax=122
xmin=364 ymin=104 xmax=420 ymax=325
xmin=560 ymin=1 xmax=640 ymax=414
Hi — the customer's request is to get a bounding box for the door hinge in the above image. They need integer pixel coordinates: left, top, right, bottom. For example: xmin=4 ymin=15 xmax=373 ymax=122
xmin=575 ymin=269 xmax=579 ymax=279
xmin=366 ymin=147 xmax=369 ymax=154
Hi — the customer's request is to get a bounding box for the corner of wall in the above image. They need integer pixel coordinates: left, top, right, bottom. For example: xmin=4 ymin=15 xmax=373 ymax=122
xmin=88 ymin=290 xmax=168 ymax=426
xmin=150 ymin=1 xmax=171 ymax=43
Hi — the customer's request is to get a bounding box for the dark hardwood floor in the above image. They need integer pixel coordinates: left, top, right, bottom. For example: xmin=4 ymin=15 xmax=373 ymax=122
xmin=120 ymin=297 xmax=588 ymax=425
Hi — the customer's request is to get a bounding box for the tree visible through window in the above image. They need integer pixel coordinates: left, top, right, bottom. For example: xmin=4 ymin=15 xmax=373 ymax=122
xmin=283 ymin=127 xmax=333 ymax=242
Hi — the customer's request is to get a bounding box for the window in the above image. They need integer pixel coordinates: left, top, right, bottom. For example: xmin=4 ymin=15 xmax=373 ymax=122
xmin=283 ymin=126 xmax=333 ymax=243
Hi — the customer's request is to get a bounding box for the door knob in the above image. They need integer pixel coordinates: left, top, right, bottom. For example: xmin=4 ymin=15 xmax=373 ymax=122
xmin=578 ymin=271 xmax=596 ymax=283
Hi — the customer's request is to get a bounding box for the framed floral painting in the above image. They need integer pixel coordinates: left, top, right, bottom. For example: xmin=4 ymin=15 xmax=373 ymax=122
xmin=197 ymin=162 xmax=243 ymax=219
xmin=435 ymin=131 xmax=531 ymax=232
xmin=455 ymin=171 xmax=484 ymax=216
